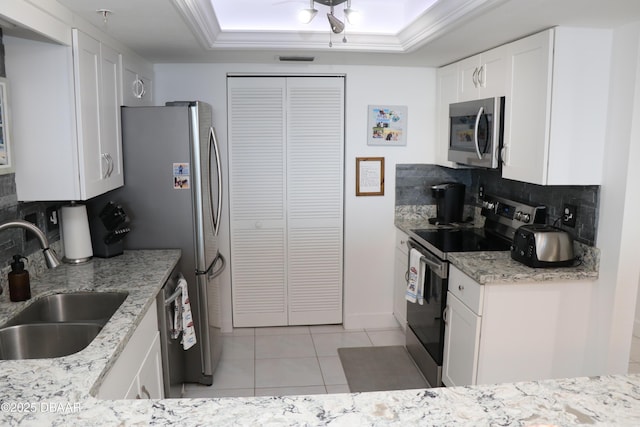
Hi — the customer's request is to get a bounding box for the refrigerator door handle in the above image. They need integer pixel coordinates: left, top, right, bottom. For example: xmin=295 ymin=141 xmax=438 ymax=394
xmin=208 ymin=126 xmax=223 ymax=237
xmin=197 ymin=251 xmax=226 ymax=279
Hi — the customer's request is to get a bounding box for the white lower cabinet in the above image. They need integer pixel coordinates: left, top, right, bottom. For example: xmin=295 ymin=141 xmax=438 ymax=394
xmin=443 ymin=264 xmax=594 ymax=387
xmin=442 ymin=289 xmax=481 ymax=387
xmin=97 ymin=303 xmax=164 ymax=399
xmin=393 ymin=230 xmax=409 ymax=329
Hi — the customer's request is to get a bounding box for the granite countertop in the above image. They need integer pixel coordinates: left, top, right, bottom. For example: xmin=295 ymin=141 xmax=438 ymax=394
xmin=0 ymin=250 xmax=180 ymax=410
xmin=0 ymin=249 xmax=637 ymax=425
xmin=395 ymin=207 xmax=599 ymax=284
xmin=448 ymin=251 xmax=598 ymax=284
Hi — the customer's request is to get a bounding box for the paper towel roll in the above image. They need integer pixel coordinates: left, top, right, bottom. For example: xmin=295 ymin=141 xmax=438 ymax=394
xmin=61 ymin=204 xmax=93 ymax=263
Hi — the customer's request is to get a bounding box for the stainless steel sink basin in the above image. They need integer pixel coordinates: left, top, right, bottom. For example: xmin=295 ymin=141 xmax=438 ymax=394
xmin=0 ymin=323 xmax=103 ymax=360
xmin=3 ymin=291 xmax=128 ymax=327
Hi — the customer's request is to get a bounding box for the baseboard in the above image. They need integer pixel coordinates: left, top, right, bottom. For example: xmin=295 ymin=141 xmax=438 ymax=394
xmin=343 ymin=312 xmax=400 ymax=330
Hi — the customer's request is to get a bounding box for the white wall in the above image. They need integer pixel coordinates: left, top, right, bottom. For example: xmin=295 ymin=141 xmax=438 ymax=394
xmin=590 ymin=21 xmax=640 ymax=374
xmin=154 ymin=63 xmax=435 ymax=332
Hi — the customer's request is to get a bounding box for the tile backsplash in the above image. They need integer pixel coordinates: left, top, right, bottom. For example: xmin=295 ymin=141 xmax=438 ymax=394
xmin=396 ymin=164 xmax=599 ymax=246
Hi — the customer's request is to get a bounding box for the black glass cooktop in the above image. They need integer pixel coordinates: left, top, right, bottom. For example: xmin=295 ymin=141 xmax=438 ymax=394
xmin=410 ymin=228 xmax=511 ymax=255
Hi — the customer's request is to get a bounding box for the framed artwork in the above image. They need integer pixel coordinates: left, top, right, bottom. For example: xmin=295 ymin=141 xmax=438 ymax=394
xmin=356 ymin=157 xmax=384 ymax=196
xmin=367 ymin=105 xmax=407 ymax=146
xmin=0 ymin=77 xmax=14 ymax=175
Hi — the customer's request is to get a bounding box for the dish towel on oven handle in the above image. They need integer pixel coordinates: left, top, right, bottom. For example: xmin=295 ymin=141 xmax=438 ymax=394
xmin=177 ymin=275 xmax=197 ymax=350
xmin=406 ymin=248 xmax=426 ymax=304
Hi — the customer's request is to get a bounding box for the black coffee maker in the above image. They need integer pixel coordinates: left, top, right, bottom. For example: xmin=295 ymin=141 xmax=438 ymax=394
xmin=430 ymin=182 xmax=465 ymax=224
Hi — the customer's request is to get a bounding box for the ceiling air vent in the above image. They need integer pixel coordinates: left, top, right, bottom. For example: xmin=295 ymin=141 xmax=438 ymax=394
xmin=278 ymin=56 xmax=315 ymax=62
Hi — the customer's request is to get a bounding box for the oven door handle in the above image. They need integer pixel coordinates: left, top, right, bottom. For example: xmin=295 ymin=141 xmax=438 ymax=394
xmin=407 ymin=240 xmax=448 ymax=279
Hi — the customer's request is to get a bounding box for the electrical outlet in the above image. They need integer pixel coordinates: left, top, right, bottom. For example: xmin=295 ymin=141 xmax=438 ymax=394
xmin=562 ymin=204 xmax=577 ymax=228
xmin=46 ymin=206 xmax=59 ymax=232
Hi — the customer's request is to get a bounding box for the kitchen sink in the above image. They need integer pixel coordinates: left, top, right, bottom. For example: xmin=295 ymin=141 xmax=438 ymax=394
xmin=0 ymin=323 xmax=103 ymax=360
xmin=2 ymin=291 xmax=128 ymax=327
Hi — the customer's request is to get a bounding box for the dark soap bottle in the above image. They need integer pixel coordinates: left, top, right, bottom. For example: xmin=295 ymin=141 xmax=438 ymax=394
xmin=8 ymin=255 xmax=31 ymax=302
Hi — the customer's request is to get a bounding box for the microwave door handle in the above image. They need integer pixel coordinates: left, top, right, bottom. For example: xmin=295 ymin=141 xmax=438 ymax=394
xmin=474 ymin=106 xmax=484 ymax=160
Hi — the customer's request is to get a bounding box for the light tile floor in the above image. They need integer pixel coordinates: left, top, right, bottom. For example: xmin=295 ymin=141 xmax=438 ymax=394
xmin=183 ymin=325 xmax=406 ymax=398
xmin=184 ymin=328 xmax=640 ymax=398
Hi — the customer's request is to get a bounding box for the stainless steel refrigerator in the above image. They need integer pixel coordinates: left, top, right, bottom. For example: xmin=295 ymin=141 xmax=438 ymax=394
xmin=106 ymin=101 xmax=225 ymax=390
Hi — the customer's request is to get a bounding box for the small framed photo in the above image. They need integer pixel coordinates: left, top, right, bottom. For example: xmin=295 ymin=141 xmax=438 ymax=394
xmin=356 ymin=157 xmax=384 ymax=196
xmin=367 ymin=105 xmax=407 ymax=146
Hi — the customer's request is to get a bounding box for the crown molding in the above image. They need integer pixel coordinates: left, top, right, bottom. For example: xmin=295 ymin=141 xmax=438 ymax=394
xmin=173 ymin=0 xmax=506 ymax=52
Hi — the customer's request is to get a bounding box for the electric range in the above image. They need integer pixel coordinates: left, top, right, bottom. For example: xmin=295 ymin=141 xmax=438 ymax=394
xmin=404 ymin=194 xmax=546 ymax=388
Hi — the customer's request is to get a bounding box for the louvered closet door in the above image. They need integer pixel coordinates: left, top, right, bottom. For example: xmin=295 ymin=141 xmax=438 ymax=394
xmin=287 ymin=77 xmax=344 ymax=325
xmin=228 ymin=76 xmax=344 ymax=327
xmin=229 ymin=77 xmax=288 ymax=327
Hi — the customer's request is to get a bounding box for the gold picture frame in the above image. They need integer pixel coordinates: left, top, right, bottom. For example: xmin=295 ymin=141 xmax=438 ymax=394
xmin=356 ymin=157 xmax=384 ymax=196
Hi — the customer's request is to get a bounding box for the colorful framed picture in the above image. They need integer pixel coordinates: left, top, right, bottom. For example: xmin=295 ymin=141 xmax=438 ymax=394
xmin=367 ymin=105 xmax=407 ymax=146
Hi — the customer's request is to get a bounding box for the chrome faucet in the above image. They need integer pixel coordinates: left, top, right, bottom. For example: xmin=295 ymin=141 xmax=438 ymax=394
xmin=0 ymin=220 xmax=61 ymax=268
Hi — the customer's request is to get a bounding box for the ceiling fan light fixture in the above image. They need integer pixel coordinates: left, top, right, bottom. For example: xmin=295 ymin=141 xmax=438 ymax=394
xmin=299 ymin=0 xmax=318 ymax=24
xmin=327 ymin=12 xmax=345 ymax=34
xmin=344 ymin=0 xmax=360 ymax=25
xmin=298 ymin=8 xmax=318 ymax=24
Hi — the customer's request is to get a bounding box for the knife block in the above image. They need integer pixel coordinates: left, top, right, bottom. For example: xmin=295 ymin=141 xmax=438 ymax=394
xmin=90 ymin=217 xmax=124 ymax=258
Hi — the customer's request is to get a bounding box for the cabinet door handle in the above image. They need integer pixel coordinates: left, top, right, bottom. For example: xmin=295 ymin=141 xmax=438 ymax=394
xmin=141 ymin=385 xmax=151 ymax=399
xmin=500 ymin=146 xmax=508 ymax=166
xmin=443 ymin=305 xmax=449 ymax=324
xmin=472 ymin=67 xmax=478 ymax=87
xmin=102 ymin=153 xmax=111 ymax=178
xmin=458 ymin=285 xmax=465 ymax=291
xmin=132 ymin=77 xmax=146 ymax=99
xmin=108 ymin=154 xmax=114 ymax=177
xmin=478 ymin=64 xmax=486 ymax=87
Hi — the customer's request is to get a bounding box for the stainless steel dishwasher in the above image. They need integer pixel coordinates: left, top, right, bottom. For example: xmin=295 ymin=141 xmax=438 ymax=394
xmin=156 ymin=268 xmax=186 ymax=398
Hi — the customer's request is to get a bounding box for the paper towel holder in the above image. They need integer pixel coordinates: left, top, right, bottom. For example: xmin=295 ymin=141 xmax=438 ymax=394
xmin=61 ymin=202 xmax=93 ymax=264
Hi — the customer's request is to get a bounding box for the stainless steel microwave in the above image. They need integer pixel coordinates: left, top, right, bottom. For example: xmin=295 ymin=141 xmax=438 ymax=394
xmin=448 ymin=97 xmax=504 ymax=169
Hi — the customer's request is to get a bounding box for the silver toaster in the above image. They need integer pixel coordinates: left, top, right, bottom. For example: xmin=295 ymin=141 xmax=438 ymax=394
xmin=510 ymin=225 xmax=575 ymax=268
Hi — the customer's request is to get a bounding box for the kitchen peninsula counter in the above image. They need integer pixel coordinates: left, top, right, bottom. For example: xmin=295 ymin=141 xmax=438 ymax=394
xmin=3 ymin=249 xmax=635 ymax=426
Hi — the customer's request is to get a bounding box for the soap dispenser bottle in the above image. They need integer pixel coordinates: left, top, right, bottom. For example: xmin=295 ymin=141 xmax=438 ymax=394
xmin=8 ymin=255 xmax=31 ymax=302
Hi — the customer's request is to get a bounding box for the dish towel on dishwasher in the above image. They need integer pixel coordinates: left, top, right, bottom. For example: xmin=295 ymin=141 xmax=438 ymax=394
xmin=406 ymin=248 xmax=425 ymax=304
xmin=177 ymin=276 xmax=197 ymax=350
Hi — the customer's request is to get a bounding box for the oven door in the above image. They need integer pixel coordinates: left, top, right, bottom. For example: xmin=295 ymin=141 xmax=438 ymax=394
xmin=448 ymin=97 xmax=502 ymax=169
xmin=405 ymin=239 xmax=448 ymax=387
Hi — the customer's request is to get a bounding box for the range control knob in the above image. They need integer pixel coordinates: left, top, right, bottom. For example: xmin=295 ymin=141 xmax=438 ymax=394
xmin=514 ymin=211 xmax=531 ymax=223
xmin=482 ymin=201 xmax=496 ymax=210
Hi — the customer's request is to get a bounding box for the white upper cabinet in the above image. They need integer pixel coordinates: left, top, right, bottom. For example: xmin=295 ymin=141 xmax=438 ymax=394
xmin=72 ymin=29 xmax=124 ymax=199
xmin=502 ymin=27 xmax=612 ymax=185
xmin=457 ymin=45 xmax=508 ymax=102
xmin=9 ymin=29 xmax=124 ymax=201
